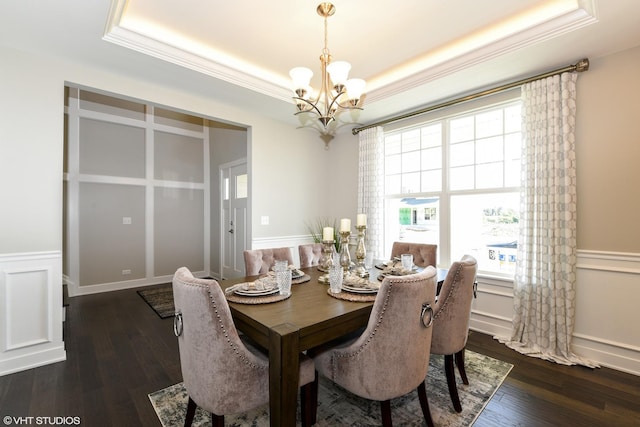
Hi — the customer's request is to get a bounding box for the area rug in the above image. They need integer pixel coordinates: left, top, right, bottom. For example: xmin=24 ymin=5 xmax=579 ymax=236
xmin=137 ymin=284 xmax=174 ymax=319
xmin=149 ymin=350 xmax=512 ymax=426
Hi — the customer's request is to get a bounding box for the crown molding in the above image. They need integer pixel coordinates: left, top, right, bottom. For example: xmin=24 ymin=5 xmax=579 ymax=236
xmin=364 ymin=2 xmax=598 ymax=104
xmin=103 ymin=0 xmax=292 ymax=103
xmin=103 ymin=0 xmax=597 ymax=106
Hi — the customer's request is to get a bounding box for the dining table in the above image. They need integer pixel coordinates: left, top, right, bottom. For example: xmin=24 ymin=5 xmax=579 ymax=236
xmin=220 ymin=264 xmax=447 ymax=427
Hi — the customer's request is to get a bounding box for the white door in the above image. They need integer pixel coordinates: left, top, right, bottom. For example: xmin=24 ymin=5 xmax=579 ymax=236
xmin=220 ymin=160 xmax=248 ymax=279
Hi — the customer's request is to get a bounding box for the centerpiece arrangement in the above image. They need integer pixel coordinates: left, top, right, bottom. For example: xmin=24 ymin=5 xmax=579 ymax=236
xmin=307 ymin=215 xmax=369 ymax=278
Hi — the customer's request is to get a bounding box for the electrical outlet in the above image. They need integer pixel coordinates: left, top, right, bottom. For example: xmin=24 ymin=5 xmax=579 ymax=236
xmin=122 ymin=269 xmax=131 ymax=275
xmin=122 ymin=217 xmax=132 ymax=225
xmin=261 ymin=215 xmax=269 ymax=225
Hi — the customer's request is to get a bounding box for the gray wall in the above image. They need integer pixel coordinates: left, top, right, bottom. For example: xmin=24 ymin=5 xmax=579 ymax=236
xmin=65 ymin=88 xmax=211 ymax=290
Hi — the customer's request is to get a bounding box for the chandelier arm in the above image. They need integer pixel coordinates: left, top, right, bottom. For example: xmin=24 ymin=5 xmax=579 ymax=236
xmin=324 ymin=91 xmax=344 ymax=114
xmin=328 ymin=92 xmax=364 ymax=112
xmin=291 ymin=97 xmax=324 ymax=117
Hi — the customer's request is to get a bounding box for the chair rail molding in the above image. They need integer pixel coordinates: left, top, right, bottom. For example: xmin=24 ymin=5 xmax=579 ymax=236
xmin=0 ymin=251 xmax=66 ymax=376
xmin=470 ymin=249 xmax=640 ymax=376
xmin=251 ymin=235 xmax=317 ymax=268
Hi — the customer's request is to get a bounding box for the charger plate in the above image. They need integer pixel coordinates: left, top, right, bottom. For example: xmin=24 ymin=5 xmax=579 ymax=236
xmin=327 ymin=288 xmax=377 ymax=302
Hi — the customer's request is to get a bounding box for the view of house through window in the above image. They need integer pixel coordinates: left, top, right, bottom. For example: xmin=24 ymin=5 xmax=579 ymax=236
xmin=383 ymin=100 xmax=521 ymax=276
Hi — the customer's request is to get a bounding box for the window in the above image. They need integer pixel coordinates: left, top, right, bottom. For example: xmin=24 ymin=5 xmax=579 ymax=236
xmin=383 ymin=100 xmax=521 ymax=276
xmin=235 ymin=173 xmax=248 ymax=199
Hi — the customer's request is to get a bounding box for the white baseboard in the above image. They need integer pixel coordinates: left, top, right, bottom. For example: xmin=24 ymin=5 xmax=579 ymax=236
xmin=67 ymin=270 xmax=207 ymax=296
xmin=0 ymin=343 xmax=66 ymax=376
xmin=469 ymin=250 xmax=640 ymax=376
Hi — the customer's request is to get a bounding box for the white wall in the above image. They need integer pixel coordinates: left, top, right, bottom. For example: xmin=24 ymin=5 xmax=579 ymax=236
xmin=0 ymin=44 xmax=323 ymax=374
xmin=2 ymin=42 xmax=639 ymax=376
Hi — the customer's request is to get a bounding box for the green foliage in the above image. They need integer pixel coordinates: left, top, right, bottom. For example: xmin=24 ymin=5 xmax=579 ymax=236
xmin=305 ymin=217 xmax=341 ymax=252
xmin=483 ymin=207 xmax=519 ymax=224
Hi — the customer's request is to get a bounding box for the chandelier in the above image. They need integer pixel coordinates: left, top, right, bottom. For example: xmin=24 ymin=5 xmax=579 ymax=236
xmin=289 ymin=2 xmax=366 ymax=137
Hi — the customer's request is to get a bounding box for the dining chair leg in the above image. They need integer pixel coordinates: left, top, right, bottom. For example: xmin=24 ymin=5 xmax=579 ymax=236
xmin=455 ymin=348 xmax=469 ymax=385
xmin=380 ymin=400 xmax=393 ymax=427
xmin=184 ymin=397 xmax=197 ymax=427
xmin=212 ymin=414 xmax=224 ymax=427
xmin=311 ymin=371 xmax=319 ymax=424
xmin=445 ymin=353 xmax=463 ymax=412
xmin=300 ymin=372 xmax=318 ymax=427
xmin=417 ymin=381 xmax=435 ymax=427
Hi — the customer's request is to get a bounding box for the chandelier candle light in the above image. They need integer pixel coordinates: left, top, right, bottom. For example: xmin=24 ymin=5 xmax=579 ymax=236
xmin=289 ymin=2 xmax=366 ymax=137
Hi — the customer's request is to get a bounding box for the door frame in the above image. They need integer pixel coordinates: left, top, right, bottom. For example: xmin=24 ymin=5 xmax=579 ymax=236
xmin=218 ymin=158 xmax=250 ymax=279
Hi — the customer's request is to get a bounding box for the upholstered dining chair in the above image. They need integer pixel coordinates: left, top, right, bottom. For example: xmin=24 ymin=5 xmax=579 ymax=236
xmin=243 ymin=247 xmax=294 ymax=276
xmin=172 ymin=267 xmax=316 ymax=427
xmin=430 ymin=254 xmax=478 ymax=413
xmin=390 ymin=241 xmax=437 ymax=268
xmin=298 ymin=243 xmax=323 ymax=268
xmin=310 ymin=267 xmax=438 ymax=427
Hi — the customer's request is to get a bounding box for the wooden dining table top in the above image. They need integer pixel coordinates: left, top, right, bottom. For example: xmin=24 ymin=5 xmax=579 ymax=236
xmin=220 ymin=266 xmax=374 ymax=427
xmin=222 ymin=266 xmax=374 ymax=355
xmin=218 ymin=264 xmax=445 ymax=427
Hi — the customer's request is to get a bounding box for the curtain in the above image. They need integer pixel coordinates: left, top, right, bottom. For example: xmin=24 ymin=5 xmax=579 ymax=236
xmin=499 ymin=73 xmax=597 ymax=367
xmin=357 ymin=126 xmax=385 ymax=261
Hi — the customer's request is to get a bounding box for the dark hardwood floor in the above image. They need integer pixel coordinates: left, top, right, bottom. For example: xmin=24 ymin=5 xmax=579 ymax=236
xmin=1 ymin=286 xmax=638 ymax=426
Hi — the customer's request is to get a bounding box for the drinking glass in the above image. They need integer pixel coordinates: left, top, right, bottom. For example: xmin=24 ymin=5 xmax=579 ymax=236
xmin=276 ymin=268 xmax=292 ymax=296
xmin=274 ymin=259 xmax=288 ymax=272
xmin=328 ymin=265 xmax=343 ymax=294
xmin=365 ymin=253 xmax=374 ymax=270
xmin=401 ymin=253 xmax=414 ymax=271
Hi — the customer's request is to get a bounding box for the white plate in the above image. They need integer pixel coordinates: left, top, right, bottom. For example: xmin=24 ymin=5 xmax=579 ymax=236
xmin=267 ymin=269 xmax=304 ymax=279
xmin=341 ymin=284 xmax=379 ymax=294
xmin=234 ymin=287 xmax=280 ymax=297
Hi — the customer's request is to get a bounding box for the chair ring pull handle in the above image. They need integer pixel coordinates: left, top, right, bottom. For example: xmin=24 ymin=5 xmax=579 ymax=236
xmin=420 ymin=303 xmax=433 ymax=328
xmin=174 ymin=311 xmax=183 ymax=337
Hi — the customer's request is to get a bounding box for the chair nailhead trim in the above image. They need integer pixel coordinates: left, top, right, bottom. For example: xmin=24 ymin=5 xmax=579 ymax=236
xmin=330 ymin=272 xmax=435 ymax=380
xmin=177 ymin=278 xmax=265 ymax=371
xmin=433 ymin=264 xmax=464 ymax=320
xmin=206 ymin=287 xmax=266 ymax=370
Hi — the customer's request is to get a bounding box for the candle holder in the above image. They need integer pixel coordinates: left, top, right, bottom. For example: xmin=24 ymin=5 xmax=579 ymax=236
xmin=318 ymin=239 xmax=336 ymax=272
xmin=339 ymin=230 xmax=351 ymax=275
xmin=353 ymin=225 xmax=369 ymax=278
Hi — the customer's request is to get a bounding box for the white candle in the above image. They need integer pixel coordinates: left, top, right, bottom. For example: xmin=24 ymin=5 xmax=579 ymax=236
xmin=357 ymin=213 xmax=367 ymax=227
xmin=323 ymin=227 xmax=333 ymax=241
xmin=340 ymin=218 xmax=351 ymax=232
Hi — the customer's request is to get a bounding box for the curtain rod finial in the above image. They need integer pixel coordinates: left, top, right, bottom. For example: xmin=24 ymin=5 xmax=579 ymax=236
xmin=575 ymin=58 xmax=589 ymax=73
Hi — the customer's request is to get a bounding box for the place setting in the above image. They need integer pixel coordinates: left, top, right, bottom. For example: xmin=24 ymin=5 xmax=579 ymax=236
xmin=264 ymin=263 xmax=310 ymax=284
xmin=376 ymin=254 xmax=419 ymax=281
xmin=225 ymin=260 xmax=299 ymax=304
xmin=322 ymin=253 xmax=380 ymax=302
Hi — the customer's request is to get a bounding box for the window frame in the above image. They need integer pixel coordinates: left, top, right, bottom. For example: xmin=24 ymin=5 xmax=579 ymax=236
xmin=382 ymin=96 xmax=522 ymax=278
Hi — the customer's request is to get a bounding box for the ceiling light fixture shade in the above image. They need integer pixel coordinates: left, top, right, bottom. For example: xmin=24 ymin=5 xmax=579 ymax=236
xmin=289 ymin=2 xmax=366 ymax=137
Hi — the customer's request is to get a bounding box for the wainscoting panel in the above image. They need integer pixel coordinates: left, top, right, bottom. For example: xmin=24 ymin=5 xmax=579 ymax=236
xmin=574 ymin=251 xmax=640 ymax=375
xmin=251 ymin=235 xmax=316 ymax=268
xmin=470 ymin=276 xmax=514 ymax=338
xmin=252 ymin=241 xmax=640 ymax=374
xmin=470 ymin=250 xmax=640 ymax=376
xmin=0 ymin=251 xmax=66 ymax=376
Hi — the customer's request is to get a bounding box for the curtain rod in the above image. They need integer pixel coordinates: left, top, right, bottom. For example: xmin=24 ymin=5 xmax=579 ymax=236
xmin=352 ymin=58 xmax=590 ymax=135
